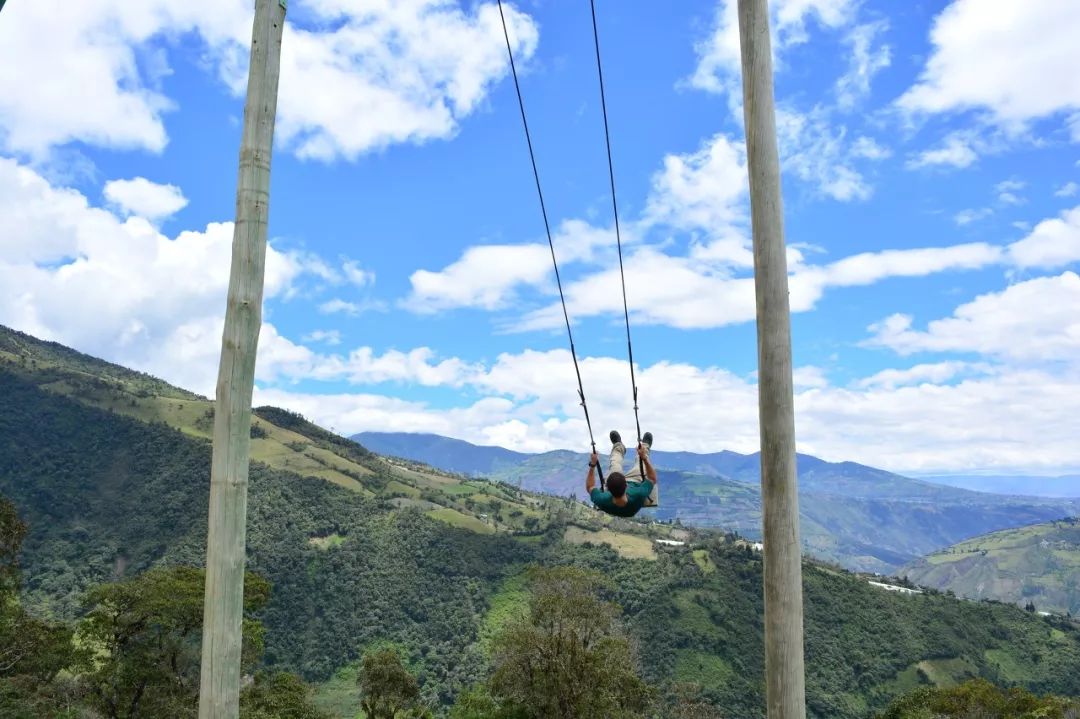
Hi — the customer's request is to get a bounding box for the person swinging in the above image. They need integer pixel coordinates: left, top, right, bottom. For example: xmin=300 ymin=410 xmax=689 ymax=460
xmin=586 ymin=430 xmax=656 ymax=518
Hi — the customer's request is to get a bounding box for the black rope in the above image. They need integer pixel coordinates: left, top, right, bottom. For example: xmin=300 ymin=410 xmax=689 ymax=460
xmin=497 ymin=0 xmax=604 ymax=488
xmin=589 ymin=0 xmax=644 ymax=480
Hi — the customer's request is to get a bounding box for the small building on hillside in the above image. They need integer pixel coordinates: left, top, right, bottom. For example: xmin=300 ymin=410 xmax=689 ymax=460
xmin=868 ymin=580 xmax=922 ymax=595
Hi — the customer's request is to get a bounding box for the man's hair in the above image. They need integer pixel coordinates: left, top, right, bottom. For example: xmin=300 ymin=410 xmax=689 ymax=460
xmin=607 ymin=472 xmax=627 ymax=498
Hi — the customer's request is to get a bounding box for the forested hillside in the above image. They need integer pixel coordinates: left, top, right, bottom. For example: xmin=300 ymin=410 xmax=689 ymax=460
xmin=903 ymin=519 xmax=1080 ymax=616
xmin=4 ymin=324 xmax=1080 ymax=717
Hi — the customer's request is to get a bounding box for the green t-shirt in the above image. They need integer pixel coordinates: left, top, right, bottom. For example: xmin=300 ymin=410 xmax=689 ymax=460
xmin=590 ymin=480 xmax=654 ymax=518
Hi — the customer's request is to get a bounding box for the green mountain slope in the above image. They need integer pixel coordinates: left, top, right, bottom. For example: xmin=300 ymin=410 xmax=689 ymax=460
xmin=4 ymin=324 xmax=1080 ymax=718
xmin=902 ymin=519 xmax=1080 ymax=616
xmin=357 ymin=431 xmax=1080 ymax=573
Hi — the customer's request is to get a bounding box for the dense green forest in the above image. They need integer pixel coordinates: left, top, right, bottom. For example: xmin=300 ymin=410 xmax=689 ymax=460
xmin=3 ymin=327 xmax=1080 ymax=717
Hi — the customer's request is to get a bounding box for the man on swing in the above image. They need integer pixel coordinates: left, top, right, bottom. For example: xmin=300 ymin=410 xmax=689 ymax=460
xmin=586 ymin=430 xmax=656 ymax=518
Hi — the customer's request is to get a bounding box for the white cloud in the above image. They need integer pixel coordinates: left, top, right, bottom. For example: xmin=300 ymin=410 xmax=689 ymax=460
xmin=253 ymin=345 xmax=1080 ymax=474
xmin=0 ymin=157 xmax=322 ymax=393
xmin=866 ymin=272 xmax=1080 ymax=362
xmin=342 ymin=260 xmax=375 ymax=287
xmin=906 ymin=134 xmax=978 ymax=169
xmin=1069 ymin=114 xmax=1080 ymax=143
xmin=817 ymin=243 xmax=1002 ymax=288
xmin=517 ymin=241 xmax=1002 ymax=332
xmin=1007 ymin=206 xmax=1080 ymax=269
xmin=0 ymin=0 xmax=539 ymax=161
xmin=406 ymin=244 xmax=554 ymax=313
xmin=799 ymin=366 xmax=1080 ymax=473
xmin=954 ymin=208 xmax=992 ymax=226
xmin=644 ymin=133 xmax=748 ymax=236
xmin=403 ymin=220 xmax=613 ymax=313
xmin=850 ymin=136 xmax=891 ymax=161
xmin=319 ymin=299 xmax=363 ymax=316
xmin=303 ymin=329 xmax=342 ymax=346
xmin=1055 ymin=182 xmax=1079 ymax=198
xmin=835 ymin=21 xmax=891 ymax=110
xmin=276 ymin=1 xmax=538 ymax=160
xmin=995 ymin=178 xmax=1026 ymax=206
xmin=643 ymin=133 xmax=752 ymax=266
xmin=899 ymin=0 xmax=1080 ymax=125
xmin=777 ymin=107 xmax=871 ymax=201
xmin=688 ymin=0 xmax=856 ymax=94
xmin=103 ymin=177 xmax=188 ymax=221
xmin=854 ymin=361 xmax=990 ymax=390
xmin=0 ymin=0 xmax=250 ymax=156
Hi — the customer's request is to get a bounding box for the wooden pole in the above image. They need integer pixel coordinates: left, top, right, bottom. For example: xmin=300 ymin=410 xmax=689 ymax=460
xmin=198 ymin=1 xmax=285 ymax=717
xmin=736 ymin=1 xmax=806 ymax=718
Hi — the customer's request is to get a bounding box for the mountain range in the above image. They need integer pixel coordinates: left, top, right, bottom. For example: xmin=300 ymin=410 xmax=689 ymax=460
xmin=357 ymin=431 xmax=1080 ymax=573
xmin=4 ymin=323 xmax=1080 ymax=717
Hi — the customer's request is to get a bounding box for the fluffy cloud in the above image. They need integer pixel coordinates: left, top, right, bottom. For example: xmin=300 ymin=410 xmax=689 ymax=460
xmin=644 ymin=133 xmax=748 ymax=236
xmin=954 ymin=208 xmax=992 ymax=226
xmin=689 ymin=0 xmax=856 ymax=94
xmin=517 ymin=241 xmax=1004 ymax=332
xmin=0 ymin=0 xmax=538 ymax=160
xmin=103 ymin=177 xmax=189 ymax=221
xmin=854 ymin=361 xmax=990 ymax=390
xmin=899 ymin=0 xmax=1080 ymax=124
xmin=906 ymin=133 xmax=978 ymax=169
xmin=0 ymin=0 xmax=250 ymax=155
xmin=1056 ymin=182 xmax=1079 ymax=198
xmin=866 ymin=272 xmax=1080 ymax=362
xmin=776 ymin=107 xmax=872 ymax=201
xmin=303 ymin=329 xmax=342 ymax=346
xmin=276 ymin=0 xmax=538 ymax=160
xmin=0 ymin=157 xmax=315 ymax=391
xmin=403 ymin=220 xmax=614 ymax=313
xmin=253 ymin=344 xmax=1080 ymax=473
xmin=850 ymin=137 xmax=891 ymax=161
xmin=835 ymin=21 xmax=891 ymax=110
xmin=1007 ymin=206 xmax=1080 ymax=269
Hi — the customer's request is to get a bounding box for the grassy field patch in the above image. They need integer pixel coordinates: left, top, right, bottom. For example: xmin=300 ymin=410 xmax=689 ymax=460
xmin=308 ymin=534 xmax=346 ymax=551
xmin=426 ymin=508 xmax=496 ymax=534
xmin=674 ymin=651 xmax=732 ymax=692
xmin=563 ymin=526 xmax=656 ymax=560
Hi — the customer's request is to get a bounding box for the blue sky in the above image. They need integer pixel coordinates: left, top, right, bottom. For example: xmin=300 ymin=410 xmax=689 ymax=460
xmin=1 ymin=0 xmax=1079 ymax=476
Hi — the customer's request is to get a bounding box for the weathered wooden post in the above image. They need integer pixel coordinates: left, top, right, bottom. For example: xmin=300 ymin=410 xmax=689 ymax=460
xmin=736 ymin=1 xmax=807 ymax=718
xmin=198 ymin=0 xmax=285 ymax=716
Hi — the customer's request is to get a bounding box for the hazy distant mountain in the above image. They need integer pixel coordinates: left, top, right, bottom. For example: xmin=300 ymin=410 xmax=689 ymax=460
xmin=916 ymin=474 xmax=1080 ymax=498
xmin=354 ymin=431 xmax=1080 ymax=573
xmin=354 ymin=431 xmax=530 ymax=476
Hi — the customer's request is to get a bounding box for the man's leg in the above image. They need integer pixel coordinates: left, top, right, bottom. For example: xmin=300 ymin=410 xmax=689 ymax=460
xmin=624 ymin=444 xmax=648 ymax=482
xmin=608 ymin=430 xmax=625 ymax=476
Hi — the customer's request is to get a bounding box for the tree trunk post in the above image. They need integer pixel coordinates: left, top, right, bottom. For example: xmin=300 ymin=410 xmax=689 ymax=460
xmin=736 ymin=1 xmax=807 ymax=718
xmin=198 ymin=1 xmax=285 ymax=717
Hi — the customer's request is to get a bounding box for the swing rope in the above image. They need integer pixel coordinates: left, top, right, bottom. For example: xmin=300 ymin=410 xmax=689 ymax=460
xmin=588 ymin=0 xmax=644 ymax=479
xmin=497 ymin=0 xmax=604 ymax=487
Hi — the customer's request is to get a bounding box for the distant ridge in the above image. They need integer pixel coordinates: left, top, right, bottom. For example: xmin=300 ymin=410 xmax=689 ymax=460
xmin=354 ymin=430 xmax=1080 ymax=573
xmin=354 ymin=431 xmax=530 ymax=476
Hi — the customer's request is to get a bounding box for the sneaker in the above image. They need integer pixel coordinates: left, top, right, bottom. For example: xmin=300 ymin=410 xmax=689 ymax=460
xmin=642 ymin=431 xmax=653 ymax=448
xmin=609 ymin=430 xmax=622 ymax=445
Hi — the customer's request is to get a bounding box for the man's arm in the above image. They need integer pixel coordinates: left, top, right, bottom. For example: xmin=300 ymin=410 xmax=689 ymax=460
xmin=639 ymin=444 xmax=658 ymax=484
xmin=586 ymin=452 xmax=600 ymax=493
